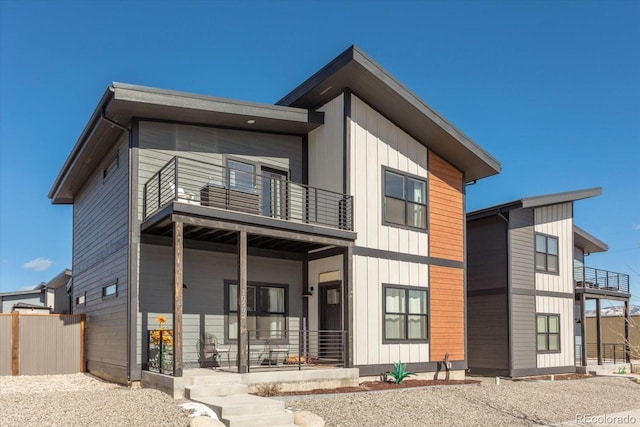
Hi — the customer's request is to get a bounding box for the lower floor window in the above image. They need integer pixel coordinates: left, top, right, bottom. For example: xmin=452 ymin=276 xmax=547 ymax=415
xmin=383 ymin=285 xmax=428 ymax=341
xmin=227 ymin=282 xmax=286 ymax=340
xmin=536 ymin=314 xmax=560 ymax=352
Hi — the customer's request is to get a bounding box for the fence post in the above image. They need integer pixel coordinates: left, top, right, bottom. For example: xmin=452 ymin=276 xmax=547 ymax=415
xmin=80 ymin=314 xmax=86 ymax=373
xmin=11 ymin=312 xmax=19 ymax=376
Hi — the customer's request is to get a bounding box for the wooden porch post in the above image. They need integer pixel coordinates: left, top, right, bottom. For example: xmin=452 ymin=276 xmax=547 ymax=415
xmin=11 ymin=312 xmax=19 ymax=376
xmin=343 ymin=246 xmax=353 ymax=368
xmin=580 ymin=293 xmax=587 ymax=367
xmin=237 ymin=230 xmax=248 ymax=373
xmin=596 ymin=298 xmax=602 ymax=365
xmin=624 ymin=300 xmax=631 ymax=363
xmin=173 ymin=221 xmax=184 ymax=377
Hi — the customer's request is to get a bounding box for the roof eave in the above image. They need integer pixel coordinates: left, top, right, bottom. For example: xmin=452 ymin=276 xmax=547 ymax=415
xmin=574 ymin=225 xmax=608 ymax=254
xmin=278 ymin=45 xmax=501 ymax=182
xmin=521 ymin=187 xmax=603 ymax=209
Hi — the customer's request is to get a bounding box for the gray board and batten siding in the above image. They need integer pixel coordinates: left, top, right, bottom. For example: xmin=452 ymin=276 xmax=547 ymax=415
xmin=466 ymin=216 xmax=509 ymax=374
xmin=72 ymin=136 xmax=130 ymax=383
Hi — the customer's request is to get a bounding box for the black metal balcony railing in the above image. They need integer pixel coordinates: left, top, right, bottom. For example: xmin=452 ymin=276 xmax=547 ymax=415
xmin=574 ymin=266 xmax=629 ymax=294
xmin=143 ymin=156 xmax=354 ymax=231
xmin=246 ymin=329 xmax=347 ymax=372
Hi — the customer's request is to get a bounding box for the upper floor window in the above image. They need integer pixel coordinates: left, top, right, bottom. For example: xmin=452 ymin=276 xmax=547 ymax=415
xmin=383 ymin=285 xmax=428 ymax=342
xmin=536 ymin=313 xmax=560 ymax=352
xmin=103 ymin=154 xmax=119 ymax=180
xmin=383 ymin=169 xmax=427 ymax=229
xmin=227 ymin=159 xmax=256 ymax=193
xmin=535 ymin=234 xmax=559 ymax=273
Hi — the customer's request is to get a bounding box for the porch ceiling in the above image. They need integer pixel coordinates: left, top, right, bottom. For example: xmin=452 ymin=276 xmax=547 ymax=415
xmin=145 ymin=221 xmax=331 ymax=253
xmin=141 ymin=204 xmax=354 ymax=255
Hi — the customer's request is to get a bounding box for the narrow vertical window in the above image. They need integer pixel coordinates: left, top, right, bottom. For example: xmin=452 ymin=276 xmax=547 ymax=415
xmin=535 ymin=234 xmax=559 ymax=273
xmin=536 ymin=314 xmax=560 ymax=352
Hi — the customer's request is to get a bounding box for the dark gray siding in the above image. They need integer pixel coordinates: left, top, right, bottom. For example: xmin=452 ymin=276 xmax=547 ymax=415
xmin=509 ymin=208 xmax=534 ymax=290
xmin=510 ymin=293 xmax=536 ymax=372
xmin=467 ymin=217 xmax=508 ymax=292
xmin=467 ymin=216 xmax=509 ymax=374
xmin=72 ymin=137 xmax=129 ymax=383
xmin=467 ymin=294 xmax=509 ymax=374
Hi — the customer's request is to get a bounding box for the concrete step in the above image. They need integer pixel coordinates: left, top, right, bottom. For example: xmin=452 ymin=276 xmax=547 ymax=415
xmin=184 ymin=372 xmax=242 ymax=386
xmin=185 ymin=383 xmax=248 ymax=399
xmin=221 ymin=412 xmax=294 ymax=427
xmin=193 ymin=394 xmax=285 ymax=418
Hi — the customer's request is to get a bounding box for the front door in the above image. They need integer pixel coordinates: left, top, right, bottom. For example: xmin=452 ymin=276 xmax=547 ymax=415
xmin=319 ymin=282 xmax=342 ymax=361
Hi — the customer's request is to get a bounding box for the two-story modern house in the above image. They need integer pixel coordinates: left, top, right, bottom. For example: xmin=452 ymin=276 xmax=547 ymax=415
xmin=49 ymin=45 xmax=501 ymax=386
xmin=466 ymin=188 xmax=631 ymax=377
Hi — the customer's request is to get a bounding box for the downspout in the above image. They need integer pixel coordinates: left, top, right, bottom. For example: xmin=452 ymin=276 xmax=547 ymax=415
xmin=99 ymin=107 xmax=134 ymax=381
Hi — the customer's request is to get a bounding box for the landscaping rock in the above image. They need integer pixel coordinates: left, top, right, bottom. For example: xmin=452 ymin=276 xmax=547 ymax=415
xmin=294 ymin=410 xmax=325 ymax=427
xmin=190 ymin=415 xmax=225 ymax=427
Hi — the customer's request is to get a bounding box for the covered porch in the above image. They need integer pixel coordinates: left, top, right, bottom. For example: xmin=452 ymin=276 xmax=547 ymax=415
xmin=139 ymin=201 xmax=356 ymax=378
xmin=575 ymin=274 xmax=632 ymax=367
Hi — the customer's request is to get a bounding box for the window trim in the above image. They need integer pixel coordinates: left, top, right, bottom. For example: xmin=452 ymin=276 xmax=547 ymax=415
xmin=535 ymin=233 xmax=560 ymax=275
xmin=75 ymin=292 xmax=86 ymax=306
xmin=103 ymin=153 xmax=119 ymax=181
xmin=381 ymin=166 xmax=428 ymax=232
xmin=224 ymin=280 xmax=289 ymax=343
xmin=225 ymin=158 xmax=257 ymax=194
xmin=102 ymin=280 xmax=118 ymax=299
xmin=536 ymin=313 xmax=561 ymax=354
xmin=382 ymin=284 xmax=429 ymax=344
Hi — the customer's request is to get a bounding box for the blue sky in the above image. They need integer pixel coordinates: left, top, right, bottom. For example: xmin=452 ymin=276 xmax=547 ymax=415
xmin=1 ymin=0 xmax=638 ymax=299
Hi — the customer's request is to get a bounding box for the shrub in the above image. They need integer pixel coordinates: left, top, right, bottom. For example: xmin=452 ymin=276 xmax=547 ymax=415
xmin=387 ymin=361 xmax=415 ymax=384
xmin=255 ymin=383 xmax=282 ymax=397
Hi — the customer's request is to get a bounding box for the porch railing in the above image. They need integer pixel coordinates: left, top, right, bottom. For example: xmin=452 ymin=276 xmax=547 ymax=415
xmin=577 ymin=342 xmax=628 ymax=365
xmin=574 ymin=266 xmax=629 ymax=294
xmin=143 ymin=156 xmax=354 ymax=231
xmin=246 ymin=329 xmax=347 ymax=372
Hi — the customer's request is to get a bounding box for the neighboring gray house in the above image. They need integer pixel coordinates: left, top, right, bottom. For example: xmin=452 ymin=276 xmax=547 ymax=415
xmin=0 ymin=269 xmax=72 ymax=314
xmin=466 ymin=188 xmax=631 ymax=377
xmin=49 ymin=45 xmax=500 ymax=385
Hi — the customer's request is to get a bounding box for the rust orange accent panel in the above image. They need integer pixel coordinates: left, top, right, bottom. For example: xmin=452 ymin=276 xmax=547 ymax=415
xmin=430 ymin=265 xmax=465 ymax=361
xmin=429 ymin=152 xmax=464 ymax=262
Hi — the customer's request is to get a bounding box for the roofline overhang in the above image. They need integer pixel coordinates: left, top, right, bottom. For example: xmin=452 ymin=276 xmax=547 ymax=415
xmin=45 ymin=268 xmax=73 ymax=290
xmin=574 ymin=225 xmax=608 ymax=254
xmin=277 ymin=45 xmax=501 ymax=182
xmin=49 ymin=84 xmax=324 ymax=204
xmin=467 ymin=187 xmax=603 ymax=220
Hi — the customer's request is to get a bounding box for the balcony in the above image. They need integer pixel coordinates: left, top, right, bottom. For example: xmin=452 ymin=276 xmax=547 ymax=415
xmin=143 ymin=156 xmax=353 ymax=231
xmin=574 ymin=266 xmax=630 ymax=294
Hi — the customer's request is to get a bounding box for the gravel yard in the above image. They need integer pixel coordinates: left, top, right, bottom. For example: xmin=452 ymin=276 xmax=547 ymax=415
xmin=1 ymin=374 xmax=639 ymax=427
xmin=283 ymin=376 xmax=640 ymax=427
xmin=0 ymin=374 xmax=191 ymax=427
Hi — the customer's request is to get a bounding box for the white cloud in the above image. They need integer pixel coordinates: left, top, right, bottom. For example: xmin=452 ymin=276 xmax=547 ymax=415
xmin=633 ymin=224 xmax=640 ymax=231
xmin=22 ymin=257 xmax=53 ymax=272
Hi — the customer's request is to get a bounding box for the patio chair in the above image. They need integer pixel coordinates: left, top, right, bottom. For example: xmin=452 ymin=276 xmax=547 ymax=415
xmin=199 ymin=333 xmax=230 ymax=369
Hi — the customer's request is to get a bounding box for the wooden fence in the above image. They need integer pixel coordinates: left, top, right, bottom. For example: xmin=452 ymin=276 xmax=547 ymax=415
xmin=0 ymin=313 xmax=85 ymax=376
